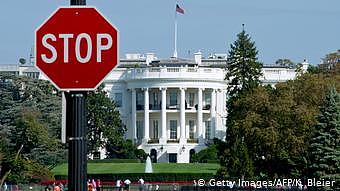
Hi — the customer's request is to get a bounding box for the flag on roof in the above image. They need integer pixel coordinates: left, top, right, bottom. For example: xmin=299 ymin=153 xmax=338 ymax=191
xmin=176 ymin=4 xmax=185 ymax=14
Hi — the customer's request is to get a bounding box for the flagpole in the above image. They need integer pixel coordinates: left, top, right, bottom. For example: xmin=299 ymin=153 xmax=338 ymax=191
xmin=174 ymin=6 xmax=178 ymax=58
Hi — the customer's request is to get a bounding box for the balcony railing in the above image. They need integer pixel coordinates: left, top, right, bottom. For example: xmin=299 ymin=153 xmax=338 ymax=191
xmin=187 ymin=139 xmax=199 ymax=143
xmin=136 ymin=104 xmax=144 ymax=110
xmin=150 ymin=104 xmax=161 ymax=110
xmin=137 ymin=103 xmax=210 ymax=111
xmin=194 ymin=104 xmax=211 ymax=110
xmin=147 ymin=139 xmax=159 ymax=144
xmin=137 ymin=104 xmax=160 ymax=110
xmin=203 ymin=104 xmax=211 ymax=110
xmin=124 ymin=67 xmax=225 ymax=81
xmin=167 ymin=139 xmax=180 ymax=143
xmin=166 ymin=104 xmax=179 ymax=110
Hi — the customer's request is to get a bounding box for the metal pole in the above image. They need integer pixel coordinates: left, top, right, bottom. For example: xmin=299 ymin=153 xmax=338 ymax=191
xmin=71 ymin=0 xmax=86 ymax=5
xmin=67 ymin=2 xmax=87 ymax=191
xmin=173 ymin=7 xmax=178 ymax=58
xmin=66 ymin=92 xmax=87 ymax=191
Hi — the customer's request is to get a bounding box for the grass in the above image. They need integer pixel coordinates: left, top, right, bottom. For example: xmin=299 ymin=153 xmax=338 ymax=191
xmin=52 ymin=163 xmax=220 ymax=175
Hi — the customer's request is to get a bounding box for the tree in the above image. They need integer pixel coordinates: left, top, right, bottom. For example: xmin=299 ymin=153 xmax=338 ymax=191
xmin=218 ymin=66 xmax=340 ymax=179
xmin=191 ymin=141 xmax=218 ymax=163
xmin=275 ymin=58 xmax=295 ymax=68
xmin=86 ymin=85 xmax=126 ymax=156
xmin=105 ymin=139 xmax=147 ymax=161
xmin=319 ymin=50 xmax=340 ymax=71
xmin=0 ymin=74 xmax=64 ymax=184
xmin=307 ymin=65 xmax=321 ymax=74
xmin=220 ymin=28 xmax=262 ymax=178
xmin=309 ymin=86 xmax=340 ymax=189
xmin=19 ymin=58 xmax=26 ymax=65
xmin=225 ymin=27 xmax=263 ymax=98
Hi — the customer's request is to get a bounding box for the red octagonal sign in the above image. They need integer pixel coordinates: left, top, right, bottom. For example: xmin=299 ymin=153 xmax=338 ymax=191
xmin=36 ymin=7 xmax=118 ymax=91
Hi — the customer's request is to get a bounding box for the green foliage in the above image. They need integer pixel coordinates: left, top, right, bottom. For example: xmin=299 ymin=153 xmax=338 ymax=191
xmin=86 ymin=87 xmax=143 ymax=160
xmin=218 ymin=68 xmax=340 ymax=179
xmin=308 ymin=86 xmax=340 ymax=188
xmin=225 ymin=29 xmax=263 ymax=97
xmin=56 ymin=172 xmax=214 ymax=182
xmin=88 ymin=159 xmax=141 ymax=163
xmin=191 ymin=143 xmax=218 ymax=163
xmin=0 ymin=74 xmax=63 ymax=184
xmin=53 ymin=163 xmax=219 ymax=176
xmin=86 ymin=85 xmax=126 ymax=155
xmin=19 ymin=58 xmax=26 ymax=65
xmin=307 ymin=65 xmax=321 ymax=74
xmin=221 ymin=29 xmax=263 ymax=179
xmin=275 ymin=58 xmax=295 ymax=68
xmin=14 ymin=111 xmax=51 ymax=153
xmin=106 ymin=139 xmax=147 ymax=161
xmin=2 ymin=155 xmax=54 ymax=184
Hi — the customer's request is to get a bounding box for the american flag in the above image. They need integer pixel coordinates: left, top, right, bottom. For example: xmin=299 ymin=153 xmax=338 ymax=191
xmin=176 ymin=4 xmax=185 ymax=14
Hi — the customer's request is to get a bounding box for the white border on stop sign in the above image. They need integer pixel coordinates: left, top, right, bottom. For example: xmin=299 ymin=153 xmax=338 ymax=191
xmin=35 ymin=6 xmax=120 ymax=92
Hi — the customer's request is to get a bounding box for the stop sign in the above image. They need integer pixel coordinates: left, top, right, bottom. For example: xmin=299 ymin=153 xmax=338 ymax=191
xmin=36 ymin=7 xmax=118 ymax=91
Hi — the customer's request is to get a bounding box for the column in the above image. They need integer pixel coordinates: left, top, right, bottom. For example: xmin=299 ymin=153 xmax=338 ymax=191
xmin=180 ymin=87 xmax=186 ymax=142
xmin=131 ymin=89 xmax=137 ymax=141
xmin=197 ymin=88 xmax=203 ymax=142
xmin=144 ymin=88 xmax=150 ymax=141
xmin=210 ymin=89 xmax=216 ymax=138
xmin=161 ymin=87 xmax=167 ymax=142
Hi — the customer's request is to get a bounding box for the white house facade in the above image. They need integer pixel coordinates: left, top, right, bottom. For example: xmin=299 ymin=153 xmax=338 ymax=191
xmin=102 ymin=52 xmax=309 ymax=163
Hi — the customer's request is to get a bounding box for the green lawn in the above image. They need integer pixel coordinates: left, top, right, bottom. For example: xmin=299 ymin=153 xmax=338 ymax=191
xmin=53 ymin=163 xmax=220 ymax=175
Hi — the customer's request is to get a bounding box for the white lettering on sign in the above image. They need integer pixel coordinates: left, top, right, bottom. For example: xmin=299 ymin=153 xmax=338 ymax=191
xmin=41 ymin=34 xmax=57 ymax=63
xmin=75 ymin=33 xmax=92 ymax=63
xmin=97 ymin=33 xmax=112 ymax=62
xmin=59 ymin=34 xmax=74 ymax=63
xmin=40 ymin=33 xmax=112 ymax=64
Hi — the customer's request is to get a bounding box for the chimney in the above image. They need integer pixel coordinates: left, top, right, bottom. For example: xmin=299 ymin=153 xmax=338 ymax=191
xmin=194 ymin=51 xmax=202 ymax=65
xmin=146 ymin=53 xmax=156 ymax=65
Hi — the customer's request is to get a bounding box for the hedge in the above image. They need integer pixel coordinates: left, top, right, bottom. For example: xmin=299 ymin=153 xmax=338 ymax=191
xmin=55 ymin=173 xmax=214 ymax=182
xmin=87 ymin=159 xmax=140 ymax=163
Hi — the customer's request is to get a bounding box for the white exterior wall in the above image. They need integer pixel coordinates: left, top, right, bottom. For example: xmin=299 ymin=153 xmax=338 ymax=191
xmin=104 ymin=65 xmax=229 ymax=163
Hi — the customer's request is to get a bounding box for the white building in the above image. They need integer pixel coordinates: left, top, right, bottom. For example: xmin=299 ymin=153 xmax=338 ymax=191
xmin=102 ymin=52 xmax=307 ymax=163
xmin=0 ymin=51 xmax=308 ymax=163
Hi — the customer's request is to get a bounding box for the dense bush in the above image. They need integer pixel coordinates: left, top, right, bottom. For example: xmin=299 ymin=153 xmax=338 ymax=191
xmin=55 ymin=173 xmax=214 ymax=182
xmin=87 ymin=159 xmax=140 ymax=163
xmin=191 ymin=143 xmax=218 ymax=163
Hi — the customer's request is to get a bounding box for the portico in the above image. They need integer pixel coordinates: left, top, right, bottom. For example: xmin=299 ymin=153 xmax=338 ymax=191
xmin=130 ymin=86 xmax=220 ymax=145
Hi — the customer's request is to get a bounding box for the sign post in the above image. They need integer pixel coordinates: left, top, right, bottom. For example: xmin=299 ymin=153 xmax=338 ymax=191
xmin=67 ymin=2 xmax=87 ymax=191
xmin=35 ymin=1 xmax=118 ymax=190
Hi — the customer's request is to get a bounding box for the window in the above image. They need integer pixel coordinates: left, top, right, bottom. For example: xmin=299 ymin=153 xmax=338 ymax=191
xmin=189 ymin=93 xmax=195 ymax=107
xmin=205 ymin=121 xmax=211 ymax=139
xmin=168 ymin=153 xmax=177 ymax=163
xmin=205 ymin=92 xmax=211 ymax=105
xmin=114 ymin=93 xmax=123 ymax=107
xmin=136 ymin=120 xmax=144 ymax=139
xmin=153 ymin=92 xmax=159 ymax=109
xmin=189 ymin=120 xmax=195 ymax=139
xmin=152 ymin=120 xmax=159 ymax=139
xmin=170 ymin=120 xmax=177 ymax=139
xmin=136 ymin=92 xmax=144 ymax=110
xmin=170 ymin=92 xmax=177 ymax=106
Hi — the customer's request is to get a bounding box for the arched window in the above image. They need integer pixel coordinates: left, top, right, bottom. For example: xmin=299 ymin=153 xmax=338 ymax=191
xmin=189 ymin=149 xmax=196 ymax=163
xmin=150 ymin=149 xmax=157 ymax=163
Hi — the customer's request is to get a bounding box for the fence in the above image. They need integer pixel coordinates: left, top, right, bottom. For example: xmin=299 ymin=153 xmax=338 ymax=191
xmin=0 ymin=183 xmax=312 ymax=191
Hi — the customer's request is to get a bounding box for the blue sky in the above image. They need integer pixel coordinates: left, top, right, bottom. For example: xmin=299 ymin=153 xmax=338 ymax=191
xmin=0 ymin=0 xmax=339 ymax=65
